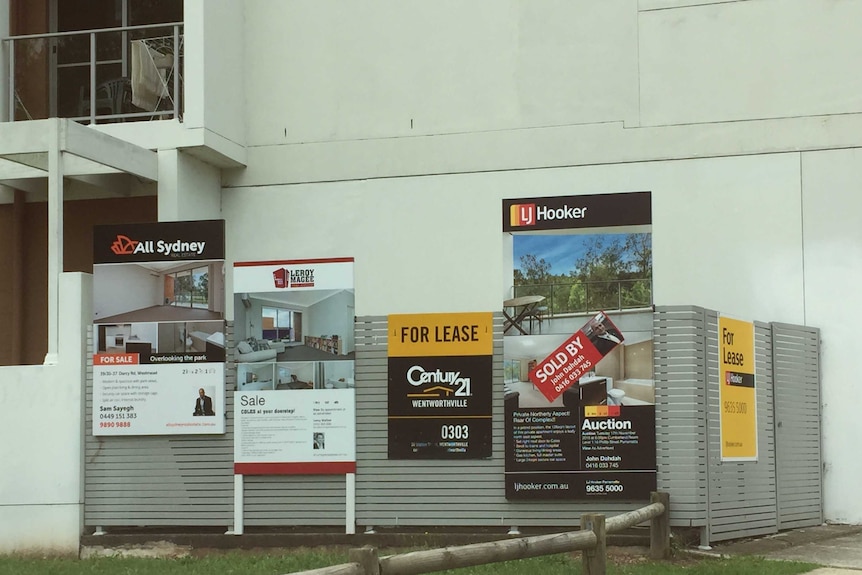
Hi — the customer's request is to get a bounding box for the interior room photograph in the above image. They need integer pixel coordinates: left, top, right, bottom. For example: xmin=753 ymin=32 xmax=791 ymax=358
xmin=93 ymin=260 xmax=225 ymax=324
xmin=233 ymin=289 xmax=355 ymax=363
xmin=95 ymin=320 xmax=225 ymax=361
xmin=236 ymin=360 xmax=355 ymax=392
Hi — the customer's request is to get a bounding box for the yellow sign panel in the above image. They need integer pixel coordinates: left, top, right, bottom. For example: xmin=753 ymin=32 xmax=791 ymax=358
xmin=388 ymin=312 xmax=494 ymax=357
xmin=718 ymin=315 xmax=757 ymax=461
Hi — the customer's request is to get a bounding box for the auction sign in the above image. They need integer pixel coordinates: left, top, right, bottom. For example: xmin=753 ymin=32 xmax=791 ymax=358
xmin=91 ymin=220 xmax=226 ymax=436
xmin=388 ymin=312 xmax=493 ymax=459
xmin=503 ymin=191 xmax=656 ymax=500
xmin=718 ymin=315 xmax=757 ymax=461
xmin=505 ymin=312 xmax=656 ymax=500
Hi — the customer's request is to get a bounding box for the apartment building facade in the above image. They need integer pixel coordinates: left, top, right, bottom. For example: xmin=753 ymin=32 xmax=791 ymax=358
xmin=1 ymin=0 xmax=860 ymax=553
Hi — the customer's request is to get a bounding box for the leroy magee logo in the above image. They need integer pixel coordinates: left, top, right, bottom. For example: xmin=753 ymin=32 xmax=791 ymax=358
xmin=110 ymin=235 xmax=139 ymax=255
xmin=510 ymin=203 xmax=536 ymax=227
xmin=273 ymin=267 xmax=315 ymax=289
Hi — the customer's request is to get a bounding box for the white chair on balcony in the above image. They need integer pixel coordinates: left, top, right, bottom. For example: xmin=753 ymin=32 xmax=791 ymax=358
xmin=78 ymin=78 xmax=132 ymax=121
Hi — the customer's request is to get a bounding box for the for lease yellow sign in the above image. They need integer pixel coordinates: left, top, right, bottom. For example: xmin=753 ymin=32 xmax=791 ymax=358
xmin=388 ymin=312 xmax=493 ymax=357
xmin=718 ymin=315 xmax=757 ymax=461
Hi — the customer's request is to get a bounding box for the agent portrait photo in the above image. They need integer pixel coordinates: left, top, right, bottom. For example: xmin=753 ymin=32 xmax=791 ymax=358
xmin=587 ymin=313 xmax=624 ymax=357
xmin=313 ymin=432 xmax=325 ymax=450
xmin=193 ymin=387 xmax=215 ymax=416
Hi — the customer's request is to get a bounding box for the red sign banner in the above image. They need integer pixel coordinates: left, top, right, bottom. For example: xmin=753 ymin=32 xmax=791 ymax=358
xmin=528 ymin=312 xmax=624 ymax=402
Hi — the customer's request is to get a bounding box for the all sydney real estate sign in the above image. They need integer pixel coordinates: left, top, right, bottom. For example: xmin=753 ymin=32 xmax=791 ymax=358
xmin=91 ymin=220 xmax=227 ymax=436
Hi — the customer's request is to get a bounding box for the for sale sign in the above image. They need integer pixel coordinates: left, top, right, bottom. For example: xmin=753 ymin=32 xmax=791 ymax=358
xmin=529 ymin=312 xmax=624 ymax=402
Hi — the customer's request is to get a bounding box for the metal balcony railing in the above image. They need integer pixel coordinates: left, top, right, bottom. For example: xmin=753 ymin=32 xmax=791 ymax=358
xmin=511 ymin=278 xmax=652 ymax=317
xmin=5 ymin=22 xmax=183 ymax=125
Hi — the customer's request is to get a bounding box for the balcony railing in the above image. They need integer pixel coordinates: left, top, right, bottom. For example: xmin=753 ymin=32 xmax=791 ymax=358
xmin=5 ymin=22 xmax=183 ymax=125
xmin=512 ymin=278 xmax=653 ymax=317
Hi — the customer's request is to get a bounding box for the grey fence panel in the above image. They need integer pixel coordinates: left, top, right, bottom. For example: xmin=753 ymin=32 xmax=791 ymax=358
xmin=84 ymin=323 xmax=235 ymax=528
xmin=772 ymin=323 xmax=822 ymax=529
xmin=653 ymin=306 xmax=708 ymax=528
xmin=83 ymin=311 xmax=820 ymax=537
xmin=243 ymin=475 xmax=348 ymax=526
xmin=353 ymin=314 xmax=645 ymax=530
xmin=705 ymin=316 xmax=778 ymax=542
xmin=230 ymin=325 xmax=351 ymax=527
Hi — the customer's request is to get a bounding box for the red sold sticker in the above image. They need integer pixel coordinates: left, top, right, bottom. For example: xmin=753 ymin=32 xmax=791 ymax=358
xmin=528 ymin=312 xmax=624 ymax=403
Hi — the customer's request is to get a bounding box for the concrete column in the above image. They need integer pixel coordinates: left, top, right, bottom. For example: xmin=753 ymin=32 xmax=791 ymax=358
xmin=45 ymin=118 xmax=63 ymax=365
xmin=157 ymin=148 xmax=221 ymax=222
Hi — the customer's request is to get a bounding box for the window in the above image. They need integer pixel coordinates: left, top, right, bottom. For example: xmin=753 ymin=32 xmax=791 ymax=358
xmin=262 ymin=307 xmax=302 ymax=342
xmin=166 ymin=265 xmax=209 ymax=309
xmin=504 ymin=359 xmax=521 ymax=384
xmin=52 ymin=0 xmax=183 ymax=118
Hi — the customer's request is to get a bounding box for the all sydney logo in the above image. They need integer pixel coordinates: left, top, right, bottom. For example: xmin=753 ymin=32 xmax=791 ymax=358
xmin=109 ymin=234 xmax=207 ymax=256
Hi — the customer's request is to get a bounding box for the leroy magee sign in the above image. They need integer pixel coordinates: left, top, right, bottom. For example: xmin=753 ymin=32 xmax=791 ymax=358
xmin=529 ymin=312 xmax=625 ymax=403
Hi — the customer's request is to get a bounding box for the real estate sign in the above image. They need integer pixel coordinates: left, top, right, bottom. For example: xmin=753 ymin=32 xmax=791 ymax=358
xmin=91 ymin=220 xmax=227 ymax=436
xmin=232 ymin=257 xmax=356 ymax=475
xmin=388 ymin=312 xmax=493 ymax=459
xmin=718 ymin=315 xmax=758 ymax=461
xmin=503 ymin=192 xmax=656 ymax=500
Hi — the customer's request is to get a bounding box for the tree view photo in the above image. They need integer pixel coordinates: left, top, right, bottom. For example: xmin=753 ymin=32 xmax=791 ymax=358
xmin=513 ymin=233 xmax=652 ymax=316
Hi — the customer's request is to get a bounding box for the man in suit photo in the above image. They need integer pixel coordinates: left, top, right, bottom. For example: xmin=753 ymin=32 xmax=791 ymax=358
xmin=193 ymin=387 xmax=215 ymax=416
xmin=587 ymin=316 xmax=624 ymax=357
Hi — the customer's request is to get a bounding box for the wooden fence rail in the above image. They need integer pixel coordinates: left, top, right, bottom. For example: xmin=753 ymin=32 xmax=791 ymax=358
xmin=283 ymin=491 xmax=670 ymax=575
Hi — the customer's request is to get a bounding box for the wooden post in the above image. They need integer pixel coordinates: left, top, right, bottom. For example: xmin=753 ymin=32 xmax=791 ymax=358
xmin=650 ymin=491 xmax=671 ymax=560
xmin=580 ymin=513 xmax=606 ymax=575
xmin=348 ymin=546 xmax=380 ymax=575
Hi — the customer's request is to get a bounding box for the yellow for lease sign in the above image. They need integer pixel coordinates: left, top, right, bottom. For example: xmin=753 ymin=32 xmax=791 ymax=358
xmin=718 ymin=315 xmax=757 ymax=461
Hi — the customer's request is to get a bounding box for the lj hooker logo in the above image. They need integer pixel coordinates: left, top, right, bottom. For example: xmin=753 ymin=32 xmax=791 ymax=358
xmin=509 ymin=201 xmax=589 ymax=228
xmin=510 ymin=203 xmax=536 ymax=227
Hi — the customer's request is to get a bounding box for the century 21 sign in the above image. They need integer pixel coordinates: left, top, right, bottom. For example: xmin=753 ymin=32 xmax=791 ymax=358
xmin=718 ymin=315 xmax=757 ymax=461
xmin=387 ymin=312 xmax=493 ymax=460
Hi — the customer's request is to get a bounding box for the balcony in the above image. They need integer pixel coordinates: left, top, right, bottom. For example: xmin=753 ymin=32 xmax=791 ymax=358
xmin=512 ymin=278 xmax=653 ymax=317
xmin=5 ymin=23 xmax=183 ymax=125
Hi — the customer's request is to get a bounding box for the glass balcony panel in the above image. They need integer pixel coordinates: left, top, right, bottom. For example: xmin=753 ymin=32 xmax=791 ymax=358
xmin=512 ymin=278 xmax=652 ymax=317
xmin=8 ymin=24 xmax=183 ymax=123
xmin=12 ymin=37 xmax=50 ymax=121
xmin=56 ymin=31 xmax=123 ymax=66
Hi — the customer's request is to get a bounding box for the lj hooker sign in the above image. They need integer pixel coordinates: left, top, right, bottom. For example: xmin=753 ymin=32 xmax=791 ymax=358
xmin=718 ymin=315 xmax=758 ymax=461
xmin=388 ymin=312 xmax=493 ymax=459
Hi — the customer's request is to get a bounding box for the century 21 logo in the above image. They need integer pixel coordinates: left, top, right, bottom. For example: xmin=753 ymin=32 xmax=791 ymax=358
xmin=510 ymin=203 xmax=536 ymax=227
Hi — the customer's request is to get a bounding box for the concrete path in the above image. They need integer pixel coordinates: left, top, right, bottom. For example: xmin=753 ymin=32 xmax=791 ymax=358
xmin=712 ymin=524 xmax=862 ymax=572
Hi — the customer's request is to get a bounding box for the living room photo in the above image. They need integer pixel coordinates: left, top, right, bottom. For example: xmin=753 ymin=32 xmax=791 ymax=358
xmin=233 ymin=289 xmax=355 ymax=363
xmin=93 ymin=260 xmax=225 ymax=324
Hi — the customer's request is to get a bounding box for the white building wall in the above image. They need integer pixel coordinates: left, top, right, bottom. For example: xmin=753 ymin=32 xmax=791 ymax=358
xmin=225 ymin=0 xmax=862 ymax=524
xmin=184 ymin=0 xmax=245 ymax=147
xmin=639 ymin=0 xmax=862 ymax=126
xmin=800 ymin=149 xmax=862 ymax=524
xmin=6 ymin=1 xmax=862 ymax=554
xmin=157 ymin=149 xmax=222 ymax=221
xmin=0 ymin=273 xmax=89 ymax=553
xmin=243 ymin=0 xmax=639 ymax=145
xmin=222 ymin=154 xmax=806 ymax=320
